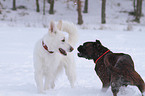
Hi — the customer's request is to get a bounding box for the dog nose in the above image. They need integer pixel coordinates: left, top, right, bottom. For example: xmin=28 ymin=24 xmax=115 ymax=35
xmin=70 ymin=46 xmax=74 ymax=52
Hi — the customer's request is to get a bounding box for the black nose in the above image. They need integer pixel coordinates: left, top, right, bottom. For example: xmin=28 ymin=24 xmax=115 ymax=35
xmin=70 ymin=46 xmax=74 ymax=52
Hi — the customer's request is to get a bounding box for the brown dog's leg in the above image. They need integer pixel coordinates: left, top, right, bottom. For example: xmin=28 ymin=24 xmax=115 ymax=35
xmin=129 ymin=71 xmax=145 ymax=94
xmin=101 ymin=83 xmax=110 ymax=92
xmin=110 ymin=74 xmax=122 ymax=96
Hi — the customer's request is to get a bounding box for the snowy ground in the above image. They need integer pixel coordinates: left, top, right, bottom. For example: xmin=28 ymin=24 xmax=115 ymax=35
xmin=0 ymin=0 xmax=145 ymax=96
xmin=0 ymin=27 xmax=145 ymax=96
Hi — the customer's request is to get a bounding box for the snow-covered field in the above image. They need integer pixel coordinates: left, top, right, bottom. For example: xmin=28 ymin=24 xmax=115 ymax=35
xmin=0 ymin=0 xmax=145 ymax=96
xmin=0 ymin=27 xmax=145 ymax=96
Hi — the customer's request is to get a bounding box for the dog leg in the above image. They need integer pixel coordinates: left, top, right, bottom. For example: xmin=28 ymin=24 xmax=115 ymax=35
xmin=142 ymin=92 xmax=145 ymax=96
xmin=44 ymin=73 xmax=56 ymax=90
xmin=64 ymin=65 xmax=76 ymax=87
xmin=50 ymin=81 xmax=55 ymax=89
xmin=111 ymin=75 xmax=122 ymax=96
xmin=64 ymin=55 xmax=76 ymax=87
xmin=111 ymin=82 xmax=120 ymax=96
xmin=101 ymin=83 xmax=110 ymax=92
xmin=35 ymin=71 xmax=44 ymax=93
xmin=44 ymin=75 xmax=50 ymax=90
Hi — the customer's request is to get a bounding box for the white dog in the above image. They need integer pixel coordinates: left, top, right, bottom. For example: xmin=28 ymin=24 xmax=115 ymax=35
xmin=33 ymin=20 xmax=78 ymax=93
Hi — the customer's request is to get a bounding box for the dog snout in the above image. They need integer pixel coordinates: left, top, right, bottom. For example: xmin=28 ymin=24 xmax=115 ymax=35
xmin=70 ymin=46 xmax=74 ymax=52
xmin=77 ymin=45 xmax=83 ymax=52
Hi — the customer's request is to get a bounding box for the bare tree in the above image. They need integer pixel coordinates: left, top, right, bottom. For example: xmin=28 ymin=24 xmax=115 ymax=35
xmin=49 ymin=0 xmax=54 ymax=14
xmin=47 ymin=0 xmax=51 ymax=3
xmin=83 ymin=0 xmax=88 ymax=13
xmin=12 ymin=0 xmax=16 ymax=10
xmin=36 ymin=0 xmax=40 ymax=12
xmin=133 ymin=0 xmax=137 ymax=13
xmin=101 ymin=0 xmax=106 ymax=24
xmin=134 ymin=0 xmax=142 ymax=23
xmin=0 ymin=1 xmax=2 ymax=14
xmin=77 ymin=0 xmax=83 ymax=25
xmin=43 ymin=0 xmax=46 ymax=15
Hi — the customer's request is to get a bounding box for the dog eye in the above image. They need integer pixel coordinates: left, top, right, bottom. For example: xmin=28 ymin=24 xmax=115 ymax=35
xmin=62 ymin=39 xmax=65 ymax=42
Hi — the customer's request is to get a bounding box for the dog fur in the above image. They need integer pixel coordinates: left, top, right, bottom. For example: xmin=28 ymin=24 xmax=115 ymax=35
xmin=77 ymin=40 xmax=145 ymax=96
xmin=33 ymin=20 xmax=78 ymax=93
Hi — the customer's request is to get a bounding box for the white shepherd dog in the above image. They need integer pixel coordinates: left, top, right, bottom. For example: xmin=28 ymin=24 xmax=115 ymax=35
xmin=33 ymin=20 xmax=78 ymax=93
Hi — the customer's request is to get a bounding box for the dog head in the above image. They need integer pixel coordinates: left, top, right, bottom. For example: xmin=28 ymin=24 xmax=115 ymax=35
xmin=43 ymin=21 xmax=73 ymax=56
xmin=77 ymin=40 xmax=107 ymax=60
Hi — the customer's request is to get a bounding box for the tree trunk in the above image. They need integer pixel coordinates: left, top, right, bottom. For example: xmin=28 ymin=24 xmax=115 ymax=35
xmin=83 ymin=0 xmax=88 ymax=13
xmin=101 ymin=0 xmax=106 ymax=24
xmin=139 ymin=0 xmax=142 ymax=17
xmin=36 ymin=0 xmax=40 ymax=12
xmin=47 ymin=0 xmax=51 ymax=3
xmin=43 ymin=0 xmax=45 ymax=15
xmin=77 ymin=0 xmax=83 ymax=25
xmin=133 ymin=0 xmax=137 ymax=14
xmin=12 ymin=0 xmax=16 ymax=10
xmin=134 ymin=0 xmax=142 ymax=23
xmin=49 ymin=0 xmax=54 ymax=14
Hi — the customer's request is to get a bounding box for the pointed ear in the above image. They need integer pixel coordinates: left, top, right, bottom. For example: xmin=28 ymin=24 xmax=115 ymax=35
xmin=96 ymin=40 xmax=102 ymax=47
xmin=57 ymin=20 xmax=62 ymax=30
xmin=49 ymin=21 xmax=56 ymax=33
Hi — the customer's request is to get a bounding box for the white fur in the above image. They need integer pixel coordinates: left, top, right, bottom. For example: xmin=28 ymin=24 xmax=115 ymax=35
xmin=33 ymin=20 xmax=78 ymax=93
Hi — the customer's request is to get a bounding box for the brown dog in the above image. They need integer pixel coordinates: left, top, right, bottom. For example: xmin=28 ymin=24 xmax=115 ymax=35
xmin=77 ymin=40 xmax=145 ymax=96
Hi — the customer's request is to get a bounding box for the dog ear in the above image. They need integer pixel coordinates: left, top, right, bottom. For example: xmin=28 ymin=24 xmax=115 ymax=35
xmin=95 ymin=40 xmax=102 ymax=47
xmin=57 ymin=20 xmax=62 ymax=30
xmin=49 ymin=21 xmax=56 ymax=33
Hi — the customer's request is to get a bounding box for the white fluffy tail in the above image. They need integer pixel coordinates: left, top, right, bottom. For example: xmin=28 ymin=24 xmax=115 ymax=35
xmin=57 ymin=20 xmax=78 ymax=46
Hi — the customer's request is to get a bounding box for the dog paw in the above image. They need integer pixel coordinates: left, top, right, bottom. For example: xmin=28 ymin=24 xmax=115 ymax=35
xmin=38 ymin=90 xmax=46 ymax=94
xmin=142 ymin=92 xmax=145 ymax=96
xmin=51 ymin=83 xmax=55 ymax=89
xmin=70 ymin=82 xmax=75 ymax=88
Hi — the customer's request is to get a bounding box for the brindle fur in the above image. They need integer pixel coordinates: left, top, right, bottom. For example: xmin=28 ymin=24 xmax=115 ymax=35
xmin=77 ymin=40 xmax=145 ymax=96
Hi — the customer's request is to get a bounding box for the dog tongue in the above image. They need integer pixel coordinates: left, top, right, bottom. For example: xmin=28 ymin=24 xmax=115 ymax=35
xmin=59 ymin=48 xmax=67 ymax=56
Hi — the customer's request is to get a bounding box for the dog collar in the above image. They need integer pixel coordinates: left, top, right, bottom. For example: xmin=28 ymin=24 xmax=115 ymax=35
xmin=95 ymin=50 xmax=110 ymax=64
xmin=42 ymin=41 xmax=54 ymax=54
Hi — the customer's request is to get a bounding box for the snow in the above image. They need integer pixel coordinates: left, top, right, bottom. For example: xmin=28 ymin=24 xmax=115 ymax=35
xmin=0 ymin=0 xmax=145 ymax=96
xmin=0 ymin=27 xmax=145 ymax=96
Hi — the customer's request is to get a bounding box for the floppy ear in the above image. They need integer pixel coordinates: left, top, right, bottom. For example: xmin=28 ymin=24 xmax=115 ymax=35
xmin=49 ymin=21 xmax=56 ymax=33
xmin=57 ymin=20 xmax=62 ymax=30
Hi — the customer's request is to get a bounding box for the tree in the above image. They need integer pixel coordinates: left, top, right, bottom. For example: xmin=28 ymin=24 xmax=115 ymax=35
xmin=77 ymin=0 xmax=83 ymax=25
xmin=36 ymin=0 xmax=40 ymax=12
xmin=83 ymin=0 xmax=88 ymax=13
xmin=0 ymin=1 xmax=2 ymax=14
xmin=47 ymin=0 xmax=51 ymax=3
xmin=12 ymin=0 xmax=16 ymax=10
xmin=101 ymin=0 xmax=106 ymax=24
xmin=134 ymin=0 xmax=142 ymax=23
xmin=49 ymin=0 xmax=54 ymax=14
xmin=43 ymin=0 xmax=46 ymax=15
xmin=133 ymin=0 xmax=137 ymax=13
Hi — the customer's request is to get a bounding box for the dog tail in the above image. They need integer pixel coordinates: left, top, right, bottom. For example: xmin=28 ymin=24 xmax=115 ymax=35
xmin=57 ymin=20 xmax=78 ymax=46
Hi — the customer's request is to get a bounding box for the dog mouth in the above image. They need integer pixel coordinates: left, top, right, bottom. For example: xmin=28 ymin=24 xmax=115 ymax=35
xmin=78 ymin=52 xmax=83 ymax=57
xmin=78 ymin=52 xmax=90 ymax=60
xmin=59 ymin=48 xmax=67 ymax=56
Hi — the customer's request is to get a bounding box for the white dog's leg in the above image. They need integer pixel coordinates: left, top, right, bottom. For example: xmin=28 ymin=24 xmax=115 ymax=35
xmin=64 ymin=54 xmax=76 ymax=87
xmin=44 ymin=75 xmax=51 ymax=90
xmin=35 ymin=71 xmax=44 ymax=93
xmin=49 ymin=64 xmax=64 ymax=89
